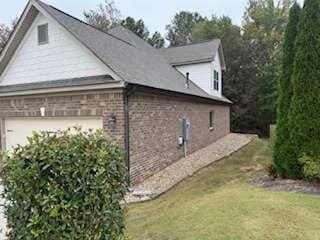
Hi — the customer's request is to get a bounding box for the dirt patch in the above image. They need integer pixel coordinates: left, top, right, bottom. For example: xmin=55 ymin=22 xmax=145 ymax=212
xmin=252 ymin=175 xmax=320 ymax=195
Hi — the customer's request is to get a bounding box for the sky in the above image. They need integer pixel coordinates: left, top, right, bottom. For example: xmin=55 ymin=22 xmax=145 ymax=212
xmin=1 ymin=0 xmax=304 ymax=35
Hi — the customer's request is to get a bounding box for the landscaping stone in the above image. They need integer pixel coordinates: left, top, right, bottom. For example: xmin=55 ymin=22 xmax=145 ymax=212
xmin=125 ymin=133 xmax=254 ymax=203
xmin=252 ymin=175 xmax=320 ymax=195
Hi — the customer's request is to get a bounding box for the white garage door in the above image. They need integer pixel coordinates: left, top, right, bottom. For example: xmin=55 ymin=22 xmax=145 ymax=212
xmin=0 ymin=117 xmax=103 ymax=237
xmin=4 ymin=117 xmax=103 ymax=150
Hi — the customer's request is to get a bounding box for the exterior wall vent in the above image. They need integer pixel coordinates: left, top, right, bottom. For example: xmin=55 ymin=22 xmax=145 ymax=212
xmin=185 ymin=72 xmax=190 ymax=88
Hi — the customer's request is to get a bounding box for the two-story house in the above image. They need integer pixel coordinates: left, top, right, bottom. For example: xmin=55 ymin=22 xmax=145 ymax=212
xmin=0 ymin=0 xmax=231 ymax=185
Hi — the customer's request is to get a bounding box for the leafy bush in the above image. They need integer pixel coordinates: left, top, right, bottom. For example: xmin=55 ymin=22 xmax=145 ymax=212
xmin=1 ymin=128 xmax=126 ymax=240
xmin=299 ymin=154 xmax=320 ymax=181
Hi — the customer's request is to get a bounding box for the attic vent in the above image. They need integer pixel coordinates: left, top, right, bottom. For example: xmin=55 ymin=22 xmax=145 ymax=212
xmin=38 ymin=24 xmax=49 ymax=45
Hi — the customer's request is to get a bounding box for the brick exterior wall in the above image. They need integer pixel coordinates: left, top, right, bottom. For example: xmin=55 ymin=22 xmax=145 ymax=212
xmin=0 ymin=89 xmax=125 ymax=148
xmin=0 ymin=87 xmax=230 ymax=185
xmin=128 ymin=90 xmax=230 ymax=184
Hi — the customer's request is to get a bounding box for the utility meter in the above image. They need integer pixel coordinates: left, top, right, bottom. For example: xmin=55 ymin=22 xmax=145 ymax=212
xmin=182 ymin=118 xmax=191 ymax=142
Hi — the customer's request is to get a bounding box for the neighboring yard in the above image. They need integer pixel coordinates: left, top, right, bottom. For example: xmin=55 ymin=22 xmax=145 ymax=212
xmin=126 ymin=139 xmax=320 ymax=240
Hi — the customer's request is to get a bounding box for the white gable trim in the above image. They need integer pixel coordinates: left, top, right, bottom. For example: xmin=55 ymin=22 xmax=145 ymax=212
xmin=0 ymin=0 xmax=122 ymax=82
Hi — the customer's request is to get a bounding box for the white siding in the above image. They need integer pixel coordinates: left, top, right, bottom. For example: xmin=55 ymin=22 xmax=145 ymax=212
xmin=176 ymin=62 xmax=212 ymax=95
xmin=175 ymin=50 xmax=223 ymax=97
xmin=0 ymin=13 xmax=115 ymax=86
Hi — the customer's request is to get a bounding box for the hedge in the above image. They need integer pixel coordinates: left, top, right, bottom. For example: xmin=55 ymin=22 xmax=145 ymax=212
xmin=1 ymin=128 xmax=126 ymax=240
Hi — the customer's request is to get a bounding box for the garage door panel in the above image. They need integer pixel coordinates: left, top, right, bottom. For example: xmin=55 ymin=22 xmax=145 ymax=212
xmin=4 ymin=117 xmax=103 ymax=150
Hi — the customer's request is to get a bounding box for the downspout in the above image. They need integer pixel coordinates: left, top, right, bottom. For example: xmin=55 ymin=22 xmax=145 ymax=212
xmin=123 ymin=84 xmax=135 ymax=186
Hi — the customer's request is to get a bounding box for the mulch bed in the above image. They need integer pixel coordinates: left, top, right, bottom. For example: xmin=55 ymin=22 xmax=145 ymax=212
xmin=251 ymin=175 xmax=320 ymax=195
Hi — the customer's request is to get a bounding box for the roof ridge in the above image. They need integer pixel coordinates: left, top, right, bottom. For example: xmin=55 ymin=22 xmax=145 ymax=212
xmin=164 ymin=39 xmax=220 ymax=49
xmin=35 ymin=0 xmax=134 ymax=47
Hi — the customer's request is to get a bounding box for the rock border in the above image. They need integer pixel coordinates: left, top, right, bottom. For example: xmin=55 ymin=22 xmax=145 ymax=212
xmin=251 ymin=175 xmax=320 ymax=195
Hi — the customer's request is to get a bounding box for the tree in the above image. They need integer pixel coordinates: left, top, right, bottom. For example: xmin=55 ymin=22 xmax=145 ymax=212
xmin=83 ymin=0 xmax=121 ymax=32
xmin=242 ymin=0 xmax=293 ymax=135
xmin=121 ymin=17 xmax=165 ymax=48
xmin=148 ymin=31 xmax=165 ymax=48
xmin=192 ymin=16 xmax=235 ymax=41
xmin=84 ymin=2 xmax=164 ymax=49
xmin=273 ymin=3 xmax=301 ymax=178
xmin=288 ymin=0 xmax=320 ymax=179
xmin=0 ymin=24 xmax=11 ymax=53
xmin=192 ymin=16 xmax=259 ymax=134
xmin=166 ymin=11 xmax=206 ymax=47
xmin=121 ymin=17 xmax=150 ymax=39
xmin=0 ymin=18 xmax=18 ymax=53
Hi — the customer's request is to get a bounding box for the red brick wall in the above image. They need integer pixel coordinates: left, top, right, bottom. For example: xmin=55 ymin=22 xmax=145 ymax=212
xmin=128 ymin=90 xmax=230 ymax=184
xmin=0 ymin=89 xmax=125 ymax=147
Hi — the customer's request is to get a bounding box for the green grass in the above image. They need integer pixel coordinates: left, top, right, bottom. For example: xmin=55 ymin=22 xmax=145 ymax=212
xmin=126 ymin=139 xmax=320 ymax=240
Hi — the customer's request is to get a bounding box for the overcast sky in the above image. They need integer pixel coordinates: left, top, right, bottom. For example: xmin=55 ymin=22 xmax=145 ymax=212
xmin=1 ymin=0 xmax=304 ymax=35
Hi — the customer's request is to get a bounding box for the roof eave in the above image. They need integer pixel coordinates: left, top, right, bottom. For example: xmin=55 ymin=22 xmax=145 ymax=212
xmin=0 ymin=77 xmax=124 ymax=97
xmin=126 ymin=82 xmax=232 ymax=105
xmin=218 ymin=42 xmax=227 ymax=71
xmin=170 ymin=58 xmax=214 ymax=67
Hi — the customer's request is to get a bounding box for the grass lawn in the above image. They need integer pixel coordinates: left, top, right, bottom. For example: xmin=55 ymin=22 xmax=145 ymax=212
xmin=126 ymin=139 xmax=320 ymax=240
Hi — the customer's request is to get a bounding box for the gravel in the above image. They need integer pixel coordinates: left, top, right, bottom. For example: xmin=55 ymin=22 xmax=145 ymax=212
xmin=126 ymin=133 xmax=254 ymax=203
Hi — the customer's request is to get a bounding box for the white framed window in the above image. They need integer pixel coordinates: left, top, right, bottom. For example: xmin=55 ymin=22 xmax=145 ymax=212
xmin=38 ymin=23 xmax=49 ymax=45
xmin=213 ymin=70 xmax=219 ymax=91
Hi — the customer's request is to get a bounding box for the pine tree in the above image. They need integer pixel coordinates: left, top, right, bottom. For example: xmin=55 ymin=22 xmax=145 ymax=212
xmin=273 ymin=2 xmax=301 ymax=177
xmin=288 ymin=0 xmax=320 ymax=178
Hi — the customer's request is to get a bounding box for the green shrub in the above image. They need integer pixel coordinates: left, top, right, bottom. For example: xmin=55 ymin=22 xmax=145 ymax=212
xmin=273 ymin=2 xmax=301 ymax=178
xmin=1 ymin=128 xmax=126 ymax=240
xmin=288 ymin=0 xmax=320 ymax=179
xmin=299 ymin=154 xmax=320 ymax=181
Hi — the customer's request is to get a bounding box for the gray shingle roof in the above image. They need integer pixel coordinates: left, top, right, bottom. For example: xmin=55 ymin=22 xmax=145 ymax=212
xmin=0 ymin=75 xmax=114 ymax=93
xmin=1 ymin=0 xmax=231 ymax=104
xmin=159 ymin=40 xmax=222 ymax=66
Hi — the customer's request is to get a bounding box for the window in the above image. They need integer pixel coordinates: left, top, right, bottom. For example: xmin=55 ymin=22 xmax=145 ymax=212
xmin=213 ymin=70 xmax=219 ymax=91
xmin=209 ymin=111 xmax=214 ymax=130
xmin=38 ymin=24 xmax=49 ymax=45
